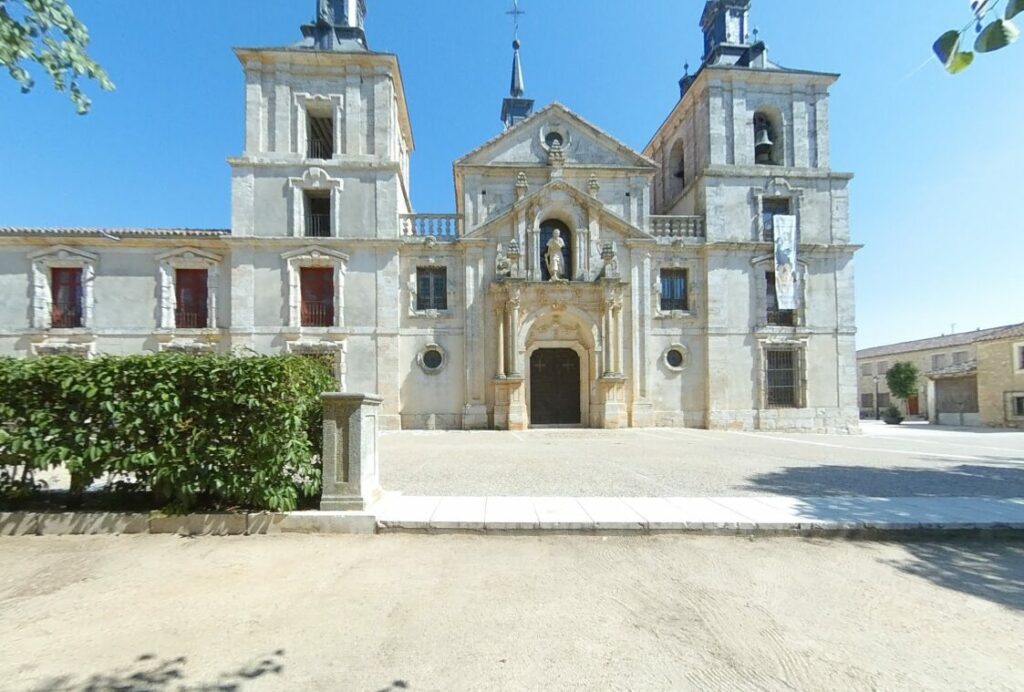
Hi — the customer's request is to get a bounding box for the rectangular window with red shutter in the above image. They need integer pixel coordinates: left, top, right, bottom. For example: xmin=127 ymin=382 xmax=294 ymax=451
xmin=50 ymin=268 xmax=83 ymax=328
xmin=301 ymin=267 xmax=334 ymax=327
xmin=175 ymin=268 xmax=208 ymax=328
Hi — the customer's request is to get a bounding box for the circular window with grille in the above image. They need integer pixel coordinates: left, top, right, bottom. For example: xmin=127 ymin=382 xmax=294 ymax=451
xmin=417 ymin=344 xmax=447 ymax=374
xmin=663 ymin=344 xmax=689 ymax=372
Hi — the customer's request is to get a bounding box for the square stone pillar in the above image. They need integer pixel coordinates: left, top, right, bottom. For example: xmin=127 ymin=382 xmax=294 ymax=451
xmin=320 ymin=393 xmax=383 ymax=511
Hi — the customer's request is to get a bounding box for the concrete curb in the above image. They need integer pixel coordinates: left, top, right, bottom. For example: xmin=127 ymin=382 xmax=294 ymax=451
xmin=0 ymin=511 xmax=377 ymax=536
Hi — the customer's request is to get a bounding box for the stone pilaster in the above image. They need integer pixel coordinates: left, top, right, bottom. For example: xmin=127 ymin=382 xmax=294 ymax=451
xmin=320 ymin=393 xmax=382 ymax=511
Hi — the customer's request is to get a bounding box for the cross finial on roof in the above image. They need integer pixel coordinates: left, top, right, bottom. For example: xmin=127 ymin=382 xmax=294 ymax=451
xmin=506 ymin=0 xmax=526 ymax=40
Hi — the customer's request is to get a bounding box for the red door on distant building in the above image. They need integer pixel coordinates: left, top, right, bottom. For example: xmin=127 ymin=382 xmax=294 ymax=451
xmin=907 ymin=394 xmax=920 ymax=416
xmin=300 ymin=267 xmax=334 ymax=327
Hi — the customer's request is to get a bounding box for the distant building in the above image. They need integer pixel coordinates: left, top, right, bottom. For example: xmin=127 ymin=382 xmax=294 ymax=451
xmin=857 ymin=322 xmax=1024 ymax=427
xmin=0 ymin=1 xmax=860 ymax=433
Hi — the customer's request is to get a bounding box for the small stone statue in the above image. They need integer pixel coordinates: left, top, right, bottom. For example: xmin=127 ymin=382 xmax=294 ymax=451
xmin=601 ymin=240 xmax=619 ymax=279
xmin=318 ymin=0 xmax=334 ymax=24
xmin=546 ymin=229 xmax=566 ymax=281
xmin=495 ymin=243 xmax=511 ymax=277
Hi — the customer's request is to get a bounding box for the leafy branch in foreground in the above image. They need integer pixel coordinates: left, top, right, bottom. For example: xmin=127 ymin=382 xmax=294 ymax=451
xmin=0 ymin=0 xmax=114 ymax=113
xmin=934 ymin=0 xmax=1022 ymax=74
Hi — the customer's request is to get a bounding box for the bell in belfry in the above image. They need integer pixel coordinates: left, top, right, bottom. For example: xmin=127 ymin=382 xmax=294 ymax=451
xmin=754 ymin=126 xmax=773 ymax=164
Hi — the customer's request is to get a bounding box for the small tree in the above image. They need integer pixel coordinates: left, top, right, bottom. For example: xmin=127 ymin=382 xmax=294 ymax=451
xmin=886 ymin=362 xmax=920 ymax=410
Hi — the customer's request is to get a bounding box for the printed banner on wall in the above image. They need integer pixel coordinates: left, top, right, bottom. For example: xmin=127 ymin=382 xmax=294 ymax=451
xmin=773 ymin=214 xmax=798 ymax=310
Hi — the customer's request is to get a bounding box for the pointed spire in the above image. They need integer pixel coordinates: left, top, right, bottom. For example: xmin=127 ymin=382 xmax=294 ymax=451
xmin=500 ymin=2 xmax=533 ymax=129
xmin=510 ymin=39 xmax=525 ymax=97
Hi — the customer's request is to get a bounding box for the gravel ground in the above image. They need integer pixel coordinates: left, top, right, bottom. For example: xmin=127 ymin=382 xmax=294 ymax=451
xmin=1 ymin=534 xmax=1022 ymax=691
xmin=380 ymin=421 xmax=1024 ymax=497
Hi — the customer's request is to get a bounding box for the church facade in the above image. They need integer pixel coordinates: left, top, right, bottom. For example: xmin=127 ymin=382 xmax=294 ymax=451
xmin=0 ymin=0 xmax=860 ymax=433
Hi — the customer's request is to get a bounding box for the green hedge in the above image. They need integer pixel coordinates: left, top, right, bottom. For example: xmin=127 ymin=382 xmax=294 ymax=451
xmin=0 ymin=354 xmax=333 ymax=511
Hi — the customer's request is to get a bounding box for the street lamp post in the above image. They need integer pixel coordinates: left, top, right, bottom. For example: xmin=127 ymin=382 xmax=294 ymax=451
xmin=873 ymin=375 xmax=880 ymax=420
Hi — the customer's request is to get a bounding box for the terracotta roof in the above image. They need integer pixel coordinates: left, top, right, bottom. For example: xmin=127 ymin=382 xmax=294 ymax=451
xmin=857 ymin=322 xmax=1024 ymax=359
xmin=0 ymin=227 xmax=230 ymax=238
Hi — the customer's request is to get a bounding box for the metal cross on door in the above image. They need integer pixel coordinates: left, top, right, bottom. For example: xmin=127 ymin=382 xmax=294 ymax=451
xmin=529 ymin=348 xmax=581 ymax=425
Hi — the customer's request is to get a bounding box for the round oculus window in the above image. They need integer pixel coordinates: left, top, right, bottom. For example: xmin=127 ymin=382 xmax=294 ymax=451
xmin=422 ymin=349 xmax=444 ymax=370
xmin=666 ymin=348 xmax=685 ymax=369
xmin=545 ymin=131 xmax=564 ymax=148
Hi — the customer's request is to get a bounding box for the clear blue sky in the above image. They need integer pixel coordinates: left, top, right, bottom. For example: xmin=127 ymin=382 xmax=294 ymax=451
xmin=1 ymin=1 xmax=1021 ymax=349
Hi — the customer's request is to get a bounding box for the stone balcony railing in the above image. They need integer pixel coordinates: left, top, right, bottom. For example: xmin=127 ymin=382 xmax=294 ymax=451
xmin=649 ymin=215 xmax=705 ymax=239
xmin=400 ymin=214 xmax=462 ymax=239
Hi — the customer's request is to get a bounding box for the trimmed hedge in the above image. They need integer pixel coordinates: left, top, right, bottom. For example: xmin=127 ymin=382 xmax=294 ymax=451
xmin=0 ymin=354 xmax=333 ymax=511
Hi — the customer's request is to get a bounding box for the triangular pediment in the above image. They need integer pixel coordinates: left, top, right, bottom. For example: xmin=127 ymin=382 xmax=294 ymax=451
xmin=465 ymin=179 xmax=653 ymax=242
xmin=455 ymin=103 xmax=656 ymax=170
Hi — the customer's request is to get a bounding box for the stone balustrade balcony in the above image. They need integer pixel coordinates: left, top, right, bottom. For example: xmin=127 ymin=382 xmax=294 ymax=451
xmin=400 ymin=214 xmax=462 ymax=239
xmin=649 ymin=215 xmax=705 ymax=240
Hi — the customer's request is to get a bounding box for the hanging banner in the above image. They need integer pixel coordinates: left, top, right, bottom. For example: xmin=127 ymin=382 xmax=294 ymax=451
xmin=773 ymin=214 xmax=798 ymax=310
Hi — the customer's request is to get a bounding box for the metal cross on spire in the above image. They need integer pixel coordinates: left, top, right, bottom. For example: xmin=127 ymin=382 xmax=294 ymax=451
xmin=506 ymin=0 xmax=525 ymax=40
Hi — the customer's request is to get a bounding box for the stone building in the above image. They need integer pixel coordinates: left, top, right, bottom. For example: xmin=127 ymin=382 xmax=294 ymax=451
xmin=0 ymin=0 xmax=860 ymax=433
xmin=857 ymin=322 xmax=1024 ymax=427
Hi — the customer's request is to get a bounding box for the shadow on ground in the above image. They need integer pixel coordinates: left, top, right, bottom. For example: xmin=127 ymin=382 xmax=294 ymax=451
xmin=891 ymin=540 xmax=1024 ymax=612
xmin=27 ymin=650 xmax=285 ymax=692
xmin=745 ymin=461 xmax=1024 ymax=497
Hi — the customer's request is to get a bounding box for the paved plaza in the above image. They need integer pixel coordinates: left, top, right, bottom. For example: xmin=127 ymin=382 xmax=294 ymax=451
xmin=380 ymin=421 xmax=1024 ymax=498
xmin=2 ymin=534 xmax=1023 ymax=691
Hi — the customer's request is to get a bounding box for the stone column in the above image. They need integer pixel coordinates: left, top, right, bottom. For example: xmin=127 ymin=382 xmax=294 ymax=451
xmin=496 ymin=303 xmax=506 ymax=378
xmin=507 ymin=288 xmax=522 ymax=376
xmin=320 ymin=393 xmax=382 ymax=511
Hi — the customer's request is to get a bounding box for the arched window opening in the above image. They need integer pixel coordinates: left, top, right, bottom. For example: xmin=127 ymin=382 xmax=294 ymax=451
xmin=539 ymin=218 xmax=572 ymax=282
xmin=667 ymin=139 xmax=686 ymax=200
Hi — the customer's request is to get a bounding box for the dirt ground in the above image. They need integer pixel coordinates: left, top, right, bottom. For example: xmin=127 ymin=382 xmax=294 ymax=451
xmin=1 ymin=534 xmax=1023 ymax=691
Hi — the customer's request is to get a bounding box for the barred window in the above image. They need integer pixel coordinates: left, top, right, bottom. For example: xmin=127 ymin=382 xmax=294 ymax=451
xmin=860 ymin=363 xmax=872 ymax=377
xmin=300 ymin=267 xmax=334 ymax=327
xmin=761 ymin=198 xmax=790 ymax=241
xmin=765 ymin=348 xmax=800 ymax=408
xmin=307 ymin=114 xmax=334 ymax=160
xmin=174 ymin=268 xmax=208 ymax=329
xmin=416 ymin=267 xmax=447 ymax=311
xmin=953 ymin=350 xmax=969 ymax=365
xmin=931 ymin=353 xmax=948 ymax=370
xmin=876 ymin=361 xmax=889 ymax=375
xmin=877 ymin=393 xmax=891 ymax=408
xmin=766 ymin=272 xmax=795 ymax=326
xmin=659 ymin=269 xmax=688 ymax=311
xmin=860 ymin=393 xmax=874 ymax=409
xmin=305 ymin=193 xmax=331 ymax=237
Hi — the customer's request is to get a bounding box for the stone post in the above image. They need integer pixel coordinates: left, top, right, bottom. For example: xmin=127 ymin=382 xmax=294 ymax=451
xmin=320 ymin=393 xmax=382 ymax=511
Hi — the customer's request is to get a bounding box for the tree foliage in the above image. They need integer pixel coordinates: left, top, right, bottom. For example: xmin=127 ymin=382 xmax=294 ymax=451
xmin=0 ymin=0 xmax=113 ymax=113
xmin=885 ymin=362 xmax=920 ymax=402
xmin=0 ymin=354 xmax=334 ymax=511
xmin=934 ymin=0 xmax=1022 ymax=74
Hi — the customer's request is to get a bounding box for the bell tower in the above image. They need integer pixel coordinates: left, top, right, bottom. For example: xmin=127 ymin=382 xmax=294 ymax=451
xmin=700 ymin=0 xmax=751 ymax=66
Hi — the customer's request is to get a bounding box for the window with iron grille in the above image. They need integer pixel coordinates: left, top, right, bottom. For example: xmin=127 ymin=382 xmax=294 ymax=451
xmin=765 ymin=348 xmax=800 ymax=408
xmin=761 ymin=197 xmax=790 ymax=241
xmin=1014 ymin=396 xmax=1024 ymax=417
xmin=931 ymin=353 xmax=948 ymax=370
xmin=860 ymin=363 xmax=872 ymax=377
xmin=860 ymin=393 xmax=874 ymax=409
xmin=876 ymin=361 xmax=889 ymax=375
xmin=174 ymin=268 xmax=208 ymax=329
xmin=305 ymin=193 xmax=331 ymax=237
xmin=765 ymin=271 xmax=795 ymax=326
xmin=1015 ymin=345 xmax=1024 ymax=371
xmin=953 ymin=350 xmax=969 ymax=365
xmin=300 ymin=267 xmax=334 ymax=327
xmin=659 ymin=268 xmax=688 ymax=311
xmin=416 ymin=267 xmax=447 ymax=311
xmin=877 ymin=393 xmax=891 ymax=408
xmin=50 ymin=267 xmax=83 ymax=328
xmin=307 ymin=114 xmax=334 ymax=159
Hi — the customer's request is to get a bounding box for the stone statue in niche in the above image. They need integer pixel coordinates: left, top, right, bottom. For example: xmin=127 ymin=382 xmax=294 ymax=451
xmin=545 ymin=229 xmax=566 ymax=281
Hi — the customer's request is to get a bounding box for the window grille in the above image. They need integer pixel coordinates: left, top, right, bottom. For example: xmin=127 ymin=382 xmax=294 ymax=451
xmin=659 ymin=269 xmax=688 ymax=311
xmin=860 ymin=364 xmax=872 ymax=377
xmin=174 ymin=269 xmax=208 ymax=329
xmin=761 ymin=198 xmax=790 ymax=241
xmin=305 ymin=193 xmax=331 ymax=237
xmin=50 ymin=267 xmax=83 ymax=328
xmin=307 ymin=114 xmax=334 ymax=159
xmin=300 ymin=267 xmax=334 ymax=327
xmin=416 ymin=267 xmax=447 ymax=311
xmin=931 ymin=353 xmax=948 ymax=370
xmin=953 ymin=351 xmax=969 ymax=365
xmin=765 ymin=348 xmax=799 ymax=408
xmin=765 ymin=272 xmax=795 ymax=326
xmin=877 ymin=393 xmax=891 ymax=408
xmin=876 ymin=361 xmax=889 ymax=375
xmin=861 ymin=393 xmax=874 ymax=409
xmin=1015 ymin=396 xmax=1024 ymax=417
